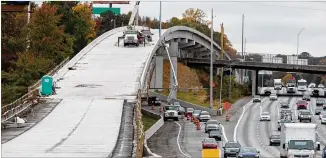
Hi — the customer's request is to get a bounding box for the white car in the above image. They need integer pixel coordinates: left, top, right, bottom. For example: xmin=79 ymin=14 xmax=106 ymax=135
xmin=199 ymin=111 xmax=211 ymax=122
xmin=320 ymin=111 xmax=326 ymax=120
xmin=269 ymin=94 xmax=278 ymax=100
xmin=321 ymin=114 xmax=326 ymax=124
xmin=308 ymin=83 xmax=316 ymax=88
xmin=318 ymin=84 xmax=325 ymax=88
xmin=173 ymin=102 xmax=181 ymax=107
xmin=260 ymin=112 xmax=271 ymax=121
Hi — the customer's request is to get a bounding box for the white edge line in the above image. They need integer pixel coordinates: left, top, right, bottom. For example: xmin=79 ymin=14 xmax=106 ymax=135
xmin=220 ymin=124 xmax=228 ymax=142
xmin=175 ymin=122 xmax=191 ymax=158
xmin=233 ymin=101 xmax=249 ymax=142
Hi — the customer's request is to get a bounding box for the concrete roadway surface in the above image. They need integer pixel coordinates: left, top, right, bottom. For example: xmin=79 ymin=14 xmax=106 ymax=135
xmin=143 ymin=104 xmax=226 ymax=158
xmin=235 ymin=95 xmax=326 ymax=158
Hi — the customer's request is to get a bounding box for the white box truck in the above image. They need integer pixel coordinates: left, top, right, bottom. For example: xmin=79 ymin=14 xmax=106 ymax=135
xmin=274 ymin=79 xmax=282 ymax=90
xmin=280 ymin=123 xmax=320 ymax=158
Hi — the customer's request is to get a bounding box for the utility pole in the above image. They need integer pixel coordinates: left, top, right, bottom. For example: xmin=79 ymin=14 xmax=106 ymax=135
xmin=296 ymin=28 xmax=304 ymax=65
xmin=219 ymin=23 xmax=224 ymax=110
xmin=159 ymin=1 xmax=162 ymax=37
xmin=244 ymin=37 xmax=247 ymax=82
xmin=209 ymin=8 xmax=214 ymax=109
xmin=241 ymin=14 xmax=245 ymax=83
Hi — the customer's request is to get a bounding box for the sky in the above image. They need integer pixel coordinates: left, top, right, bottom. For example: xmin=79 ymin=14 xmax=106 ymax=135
xmin=111 ymin=0 xmax=326 ymax=57
xmin=36 ymin=1 xmax=326 ymax=57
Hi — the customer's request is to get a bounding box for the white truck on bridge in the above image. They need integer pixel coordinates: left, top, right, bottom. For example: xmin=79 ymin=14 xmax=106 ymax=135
xmin=297 ymin=79 xmax=308 ymax=91
xmin=274 ymin=79 xmax=282 ymax=90
xmin=280 ymin=123 xmax=320 ymax=158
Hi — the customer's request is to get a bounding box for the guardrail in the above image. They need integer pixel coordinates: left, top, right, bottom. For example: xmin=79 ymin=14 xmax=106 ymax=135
xmin=1 ymin=57 xmax=70 ymax=123
xmin=134 ymin=90 xmax=145 ymax=158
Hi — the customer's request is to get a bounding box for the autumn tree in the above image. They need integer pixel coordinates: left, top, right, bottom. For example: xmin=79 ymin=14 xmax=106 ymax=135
xmin=1 ymin=12 xmax=28 ymax=71
xmin=282 ymin=74 xmax=293 ymax=85
xmin=28 ymin=3 xmax=74 ymax=64
xmin=182 ymin=8 xmax=207 ymax=24
xmin=71 ymin=3 xmax=97 ymax=53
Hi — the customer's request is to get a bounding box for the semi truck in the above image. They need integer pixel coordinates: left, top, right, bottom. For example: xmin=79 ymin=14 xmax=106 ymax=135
xmin=280 ymin=123 xmax=320 ymax=158
xmin=274 ymin=79 xmax=282 ymax=90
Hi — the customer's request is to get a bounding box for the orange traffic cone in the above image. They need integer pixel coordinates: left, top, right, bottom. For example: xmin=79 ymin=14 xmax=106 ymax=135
xmin=159 ymin=107 xmax=163 ymax=113
xmin=152 ymin=105 xmax=154 ymax=111
xmin=191 ymin=116 xmax=194 ymax=122
xmin=187 ymin=115 xmax=190 ymax=120
xmin=197 ymin=122 xmax=201 ymax=130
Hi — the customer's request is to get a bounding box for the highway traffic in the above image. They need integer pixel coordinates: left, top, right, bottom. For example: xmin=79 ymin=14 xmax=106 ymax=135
xmin=145 ymin=84 xmax=326 ymax=158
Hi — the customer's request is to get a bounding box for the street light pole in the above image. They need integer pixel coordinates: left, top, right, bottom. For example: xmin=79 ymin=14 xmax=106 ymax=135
xmin=241 ymin=14 xmax=245 ymax=83
xmin=219 ymin=23 xmax=224 ymax=110
xmin=296 ymin=28 xmax=304 ymax=65
xmin=159 ymin=1 xmax=162 ymax=37
xmin=209 ymin=8 xmax=214 ymax=109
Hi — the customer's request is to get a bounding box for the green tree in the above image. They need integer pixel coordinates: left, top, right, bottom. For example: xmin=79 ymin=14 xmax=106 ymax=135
xmin=28 ymin=3 xmax=74 ymax=64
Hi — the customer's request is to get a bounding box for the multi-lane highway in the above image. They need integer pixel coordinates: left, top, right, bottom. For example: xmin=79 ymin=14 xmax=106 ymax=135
xmin=144 ymin=91 xmax=326 ymax=158
xmin=235 ymin=95 xmax=326 ymax=158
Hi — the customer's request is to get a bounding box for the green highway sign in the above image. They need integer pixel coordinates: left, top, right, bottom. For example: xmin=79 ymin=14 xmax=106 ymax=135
xmin=92 ymin=7 xmax=120 ymax=15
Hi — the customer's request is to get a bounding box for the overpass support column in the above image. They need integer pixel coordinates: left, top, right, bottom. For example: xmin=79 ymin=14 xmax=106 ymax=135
xmin=169 ymin=42 xmax=178 ymax=99
xmin=251 ymin=70 xmax=257 ymax=96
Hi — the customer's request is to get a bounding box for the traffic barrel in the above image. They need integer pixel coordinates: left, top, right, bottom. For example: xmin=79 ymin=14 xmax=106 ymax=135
xmin=196 ymin=122 xmax=200 ymax=130
xmin=226 ymin=115 xmax=230 ymax=121
xmin=159 ymin=107 xmax=163 ymax=113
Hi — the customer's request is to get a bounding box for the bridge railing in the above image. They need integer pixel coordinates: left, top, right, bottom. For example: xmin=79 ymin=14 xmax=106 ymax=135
xmin=243 ymin=53 xmax=315 ymax=66
xmin=1 ymin=57 xmax=70 ymax=123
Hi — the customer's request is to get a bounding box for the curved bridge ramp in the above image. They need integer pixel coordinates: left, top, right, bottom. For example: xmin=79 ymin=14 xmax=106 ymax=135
xmin=1 ymin=27 xmax=161 ymax=157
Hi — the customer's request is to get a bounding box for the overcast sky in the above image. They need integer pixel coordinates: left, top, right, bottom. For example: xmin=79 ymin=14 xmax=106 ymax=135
xmin=108 ymin=1 xmax=326 ymax=57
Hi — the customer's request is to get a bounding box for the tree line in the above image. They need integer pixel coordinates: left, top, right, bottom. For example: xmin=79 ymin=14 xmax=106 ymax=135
xmin=1 ymin=2 xmax=237 ymax=105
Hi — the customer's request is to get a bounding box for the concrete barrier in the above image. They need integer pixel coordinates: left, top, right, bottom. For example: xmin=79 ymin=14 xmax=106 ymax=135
xmin=141 ymin=107 xmax=163 ymax=158
xmin=149 ymin=91 xmax=218 ymax=116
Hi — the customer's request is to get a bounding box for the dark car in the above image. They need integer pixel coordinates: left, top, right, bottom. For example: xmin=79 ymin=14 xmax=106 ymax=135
xmin=148 ymin=96 xmax=161 ymax=106
xmin=280 ymin=102 xmax=290 ymax=108
xmin=140 ymin=29 xmax=153 ymax=42
xmin=312 ymin=88 xmax=320 ymax=97
xmin=202 ymin=138 xmax=218 ymax=149
xmin=237 ymin=147 xmax=260 ymax=158
xmin=322 ymin=147 xmax=326 ymax=158
xmin=315 ymin=107 xmax=323 ymax=115
xmin=224 ymin=141 xmax=241 ymax=158
xmin=317 ymin=100 xmax=326 ymax=107
xmin=209 ymin=130 xmax=222 ymax=141
xmin=269 ymin=135 xmax=281 ymax=146
xmin=264 ymin=89 xmax=272 ymax=96
xmin=298 ymin=110 xmax=311 ymax=122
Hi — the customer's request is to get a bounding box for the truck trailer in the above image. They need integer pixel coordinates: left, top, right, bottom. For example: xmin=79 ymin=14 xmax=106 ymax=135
xmin=280 ymin=123 xmax=320 ymax=158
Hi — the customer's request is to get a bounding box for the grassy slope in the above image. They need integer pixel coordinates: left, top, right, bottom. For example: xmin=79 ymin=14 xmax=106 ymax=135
xmin=142 ymin=114 xmax=159 ymax=131
xmin=160 ymin=60 xmax=240 ymax=108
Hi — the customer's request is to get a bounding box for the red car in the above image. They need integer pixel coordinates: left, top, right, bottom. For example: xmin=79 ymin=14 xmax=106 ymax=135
xmin=202 ymin=138 xmax=218 ymax=149
xmin=296 ymin=100 xmax=308 ymax=110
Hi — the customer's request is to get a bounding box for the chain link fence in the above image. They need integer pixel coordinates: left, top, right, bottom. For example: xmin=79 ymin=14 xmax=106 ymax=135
xmin=1 ymin=57 xmax=70 ymax=123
